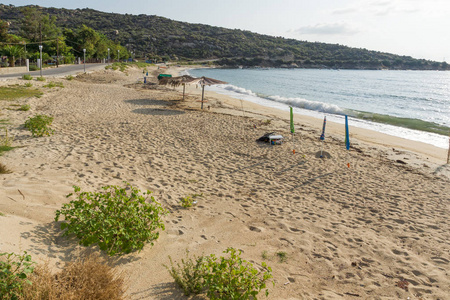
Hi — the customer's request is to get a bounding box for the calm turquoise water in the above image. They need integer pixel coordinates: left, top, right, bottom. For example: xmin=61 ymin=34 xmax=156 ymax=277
xmin=188 ymin=68 xmax=450 ymax=149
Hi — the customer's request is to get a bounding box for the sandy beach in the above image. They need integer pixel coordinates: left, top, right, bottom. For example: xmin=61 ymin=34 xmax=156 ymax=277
xmin=1 ymin=65 xmax=449 ymax=299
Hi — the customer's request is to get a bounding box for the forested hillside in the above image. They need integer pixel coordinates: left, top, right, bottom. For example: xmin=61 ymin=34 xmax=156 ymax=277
xmin=1 ymin=4 xmax=448 ymax=70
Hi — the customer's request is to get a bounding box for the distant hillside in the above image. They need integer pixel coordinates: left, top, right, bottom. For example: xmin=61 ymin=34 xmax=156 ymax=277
xmin=1 ymin=4 xmax=448 ymax=70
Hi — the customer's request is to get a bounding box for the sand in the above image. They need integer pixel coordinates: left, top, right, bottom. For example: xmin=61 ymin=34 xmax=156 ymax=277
xmin=0 ymin=65 xmax=449 ymax=299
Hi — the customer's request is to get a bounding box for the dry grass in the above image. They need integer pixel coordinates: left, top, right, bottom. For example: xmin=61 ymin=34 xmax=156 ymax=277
xmin=21 ymin=254 xmax=127 ymax=300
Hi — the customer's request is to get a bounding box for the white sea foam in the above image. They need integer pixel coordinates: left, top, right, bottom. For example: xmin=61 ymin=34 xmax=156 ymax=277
xmin=266 ymin=95 xmax=345 ymax=115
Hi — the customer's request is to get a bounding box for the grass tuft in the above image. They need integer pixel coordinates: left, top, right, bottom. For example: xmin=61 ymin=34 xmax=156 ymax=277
xmin=18 ymin=104 xmax=30 ymax=111
xmin=43 ymin=81 xmax=64 ymax=88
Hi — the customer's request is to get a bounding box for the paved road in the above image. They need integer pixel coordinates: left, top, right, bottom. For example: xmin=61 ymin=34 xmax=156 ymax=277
xmin=0 ymin=63 xmax=109 ymax=80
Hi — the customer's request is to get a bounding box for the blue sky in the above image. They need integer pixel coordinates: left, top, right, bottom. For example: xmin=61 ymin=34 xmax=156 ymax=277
xmin=5 ymin=0 xmax=450 ymax=61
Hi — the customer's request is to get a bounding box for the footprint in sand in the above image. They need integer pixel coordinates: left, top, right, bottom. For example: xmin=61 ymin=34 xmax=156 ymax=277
xmin=249 ymin=226 xmax=262 ymax=233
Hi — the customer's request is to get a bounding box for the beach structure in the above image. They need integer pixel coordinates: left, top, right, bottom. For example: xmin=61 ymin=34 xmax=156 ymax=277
xmin=188 ymin=76 xmax=228 ymax=109
xmin=158 ymin=75 xmax=195 ymax=100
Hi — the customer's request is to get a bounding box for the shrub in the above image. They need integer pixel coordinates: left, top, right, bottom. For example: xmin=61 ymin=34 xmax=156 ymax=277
xmin=22 ymin=74 xmax=32 ymax=80
xmin=55 ymin=182 xmax=168 ymax=256
xmin=66 ymin=75 xmax=74 ymax=80
xmin=0 ymin=251 xmax=35 ymax=299
xmin=24 ymin=115 xmax=55 ymax=137
xmin=168 ymin=248 xmax=273 ymax=300
xmin=22 ymin=254 xmax=127 ymax=300
xmin=24 ymin=82 xmax=32 ymax=87
xmin=203 ymin=248 xmax=273 ymax=299
xmin=18 ymin=104 xmax=30 ymax=111
xmin=36 ymin=76 xmax=45 ymax=82
xmin=165 ymin=251 xmax=208 ymax=296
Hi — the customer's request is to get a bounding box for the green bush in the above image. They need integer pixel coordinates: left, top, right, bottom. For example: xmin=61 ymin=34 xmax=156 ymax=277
xmin=168 ymin=248 xmax=273 ymax=299
xmin=22 ymin=74 xmax=32 ymax=80
xmin=55 ymin=182 xmax=168 ymax=256
xmin=65 ymin=75 xmax=74 ymax=81
xmin=36 ymin=76 xmax=45 ymax=82
xmin=24 ymin=115 xmax=54 ymax=137
xmin=203 ymin=248 xmax=273 ymax=299
xmin=0 ymin=251 xmax=35 ymax=299
xmin=24 ymin=82 xmax=32 ymax=87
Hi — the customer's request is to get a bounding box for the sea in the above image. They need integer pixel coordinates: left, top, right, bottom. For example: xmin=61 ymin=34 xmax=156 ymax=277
xmin=187 ymin=68 xmax=450 ymax=149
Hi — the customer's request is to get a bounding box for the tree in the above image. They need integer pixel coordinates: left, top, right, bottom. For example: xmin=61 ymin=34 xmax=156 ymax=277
xmin=1 ymin=45 xmax=24 ymax=67
xmin=77 ymin=25 xmax=100 ymax=57
xmin=20 ymin=6 xmax=60 ymax=53
xmin=0 ymin=19 xmax=10 ymax=42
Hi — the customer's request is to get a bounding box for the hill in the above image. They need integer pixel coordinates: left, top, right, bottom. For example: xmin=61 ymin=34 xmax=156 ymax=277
xmin=0 ymin=4 xmax=448 ymax=70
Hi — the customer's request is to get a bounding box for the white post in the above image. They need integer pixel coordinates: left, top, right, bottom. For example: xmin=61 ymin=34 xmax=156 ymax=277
xmin=25 ymin=59 xmax=29 ymax=72
xmin=38 ymin=45 xmax=43 ymax=77
xmin=107 ymin=48 xmax=110 ymax=64
xmin=83 ymin=49 xmax=86 ymax=73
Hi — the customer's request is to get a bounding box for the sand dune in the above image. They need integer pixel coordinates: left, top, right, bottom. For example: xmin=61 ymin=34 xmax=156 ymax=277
xmin=1 ymin=66 xmax=449 ymax=299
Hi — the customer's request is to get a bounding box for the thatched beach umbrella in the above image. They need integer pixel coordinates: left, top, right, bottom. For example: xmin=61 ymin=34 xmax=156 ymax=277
xmin=189 ymin=76 xmax=228 ymax=109
xmin=158 ymin=75 xmax=195 ymax=100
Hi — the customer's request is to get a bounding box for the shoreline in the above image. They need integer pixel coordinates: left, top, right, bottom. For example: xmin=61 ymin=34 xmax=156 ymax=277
xmin=171 ymin=66 xmax=448 ymax=170
xmin=0 ymin=65 xmax=449 ymax=299
xmin=185 ymin=66 xmax=450 ymax=149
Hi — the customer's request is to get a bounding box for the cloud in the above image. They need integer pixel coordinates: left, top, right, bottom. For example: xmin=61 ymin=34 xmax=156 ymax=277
xmin=332 ymin=7 xmax=358 ymax=15
xmin=331 ymin=0 xmax=422 ymax=17
xmin=293 ymin=22 xmax=360 ymax=36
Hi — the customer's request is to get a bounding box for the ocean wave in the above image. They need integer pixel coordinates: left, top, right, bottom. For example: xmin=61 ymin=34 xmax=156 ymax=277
xmin=267 ymin=95 xmax=346 ymax=115
xmin=223 ymin=84 xmax=258 ymax=97
xmin=223 ymin=84 xmax=346 ymax=115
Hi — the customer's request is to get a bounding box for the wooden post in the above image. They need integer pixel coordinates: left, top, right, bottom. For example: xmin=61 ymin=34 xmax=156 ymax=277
xmin=201 ymin=85 xmax=205 ymax=109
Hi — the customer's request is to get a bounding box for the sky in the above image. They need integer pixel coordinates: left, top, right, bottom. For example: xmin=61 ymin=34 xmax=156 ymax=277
xmin=4 ymin=0 xmax=450 ymax=62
